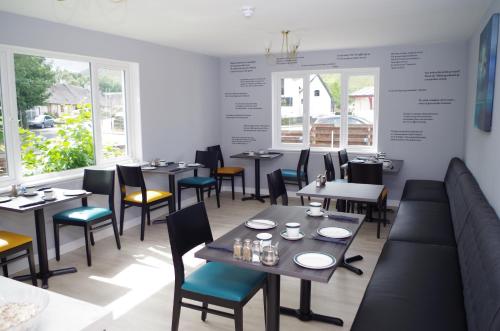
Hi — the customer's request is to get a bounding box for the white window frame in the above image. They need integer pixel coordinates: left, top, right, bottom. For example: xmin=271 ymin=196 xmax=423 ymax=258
xmin=0 ymin=43 xmax=142 ymax=187
xmin=272 ymin=68 xmax=380 ymax=153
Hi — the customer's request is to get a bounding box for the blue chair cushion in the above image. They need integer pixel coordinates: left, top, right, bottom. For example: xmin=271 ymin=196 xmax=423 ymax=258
xmin=53 ymin=206 xmax=112 ymax=223
xmin=182 ymin=262 xmax=266 ymax=302
xmin=281 ymin=169 xmax=305 ymax=178
xmin=178 ymin=176 xmax=216 ymax=186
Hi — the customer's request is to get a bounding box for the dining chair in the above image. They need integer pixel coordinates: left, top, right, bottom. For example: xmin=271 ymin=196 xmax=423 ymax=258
xmin=177 ymin=150 xmax=220 ymax=209
xmin=267 ymin=169 xmax=288 ymax=206
xmin=207 ymin=145 xmax=245 ymax=200
xmin=117 ymin=165 xmax=174 ymax=241
xmin=338 ymin=149 xmax=349 ymax=179
xmin=348 ymin=161 xmax=388 ymax=238
xmin=281 ymin=148 xmax=310 ymax=205
xmin=0 ymin=231 xmax=37 ymax=286
xmin=166 ymin=202 xmax=267 ymax=331
xmin=53 ymin=169 xmax=121 ymax=267
xmin=323 ymin=153 xmax=335 ymax=210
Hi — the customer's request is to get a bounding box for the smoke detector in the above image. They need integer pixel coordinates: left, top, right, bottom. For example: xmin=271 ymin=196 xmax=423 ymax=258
xmin=241 ymin=6 xmax=255 ymax=18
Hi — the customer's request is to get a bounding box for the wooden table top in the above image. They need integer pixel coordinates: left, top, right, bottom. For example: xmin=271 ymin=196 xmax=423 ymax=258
xmin=195 ymin=205 xmax=365 ymax=283
xmin=296 ymin=181 xmax=384 ymax=203
xmin=0 ymin=188 xmax=91 ymax=213
xmin=230 ymin=152 xmax=283 ymax=160
xmin=140 ymin=163 xmax=201 ymax=175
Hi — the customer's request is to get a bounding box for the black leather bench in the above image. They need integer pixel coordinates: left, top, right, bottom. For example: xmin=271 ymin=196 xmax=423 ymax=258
xmin=351 ymin=158 xmax=500 ymax=331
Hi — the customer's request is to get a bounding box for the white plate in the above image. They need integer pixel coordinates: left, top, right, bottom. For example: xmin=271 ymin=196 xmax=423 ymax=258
xmin=63 ymin=190 xmax=88 ymax=196
xmin=280 ymin=230 xmax=304 ymax=241
xmin=294 ymin=252 xmax=336 ymax=269
xmin=42 ymin=196 xmax=57 ymax=201
xmin=306 ymin=209 xmax=324 ymax=217
xmin=317 ymin=226 xmax=352 ymax=239
xmin=141 ymin=166 xmax=157 ymax=170
xmin=23 ymin=192 xmax=38 ymax=197
xmin=244 ymin=219 xmax=277 ymax=230
xmin=188 ymin=163 xmax=202 ymax=167
xmin=0 ymin=196 xmax=11 ymax=203
xmin=260 ymin=154 xmax=272 ymax=158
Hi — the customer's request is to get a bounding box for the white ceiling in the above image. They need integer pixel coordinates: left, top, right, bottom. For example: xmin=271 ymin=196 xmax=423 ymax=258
xmin=0 ymin=0 xmax=493 ymax=57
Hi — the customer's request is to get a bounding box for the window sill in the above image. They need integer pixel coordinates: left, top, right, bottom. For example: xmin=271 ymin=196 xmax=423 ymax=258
xmin=269 ymin=147 xmax=378 ymax=155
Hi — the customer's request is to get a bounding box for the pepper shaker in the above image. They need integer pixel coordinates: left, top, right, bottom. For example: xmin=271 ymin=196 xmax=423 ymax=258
xmin=233 ymin=238 xmax=243 ymax=260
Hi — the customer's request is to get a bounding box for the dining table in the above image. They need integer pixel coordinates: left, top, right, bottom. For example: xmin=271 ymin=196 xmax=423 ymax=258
xmin=0 ymin=188 xmax=92 ymax=289
xmin=195 ymin=205 xmax=365 ymax=330
xmin=340 ymin=157 xmax=404 ymax=175
xmin=230 ymin=152 xmax=283 ymax=203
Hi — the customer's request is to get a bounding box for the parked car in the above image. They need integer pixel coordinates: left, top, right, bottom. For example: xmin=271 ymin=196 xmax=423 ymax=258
xmin=28 ymin=115 xmax=55 ymax=129
xmin=313 ymin=114 xmax=370 ymax=126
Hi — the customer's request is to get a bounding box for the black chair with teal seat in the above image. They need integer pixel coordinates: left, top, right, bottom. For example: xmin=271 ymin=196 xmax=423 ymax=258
xmin=0 ymin=231 xmax=37 ymax=286
xmin=281 ymin=148 xmax=310 ymax=205
xmin=53 ymin=169 xmax=121 ymax=267
xmin=267 ymin=169 xmax=288 ymax=206
xmin=177 ymin=150 xmax=220 ymax=209
xmin=207 ymin=145 xmax=245 ymax=200
xmin=167 ymin=202 xmax=267 ymax=331
xmin=117 ymin=165 xmax=174 ymax=241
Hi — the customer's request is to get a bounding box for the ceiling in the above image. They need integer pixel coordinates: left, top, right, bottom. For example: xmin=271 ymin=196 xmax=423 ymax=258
xmin=0 ymin=0 xmax=493 ymax=57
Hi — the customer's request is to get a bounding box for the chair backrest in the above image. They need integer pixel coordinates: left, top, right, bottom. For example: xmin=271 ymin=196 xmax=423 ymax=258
xmin=207 ymin=145 xmax=224 ymax=167
xmin=166 ymin=202 xmax=213 ymax=287
xmin=116 ymin=165 xmax=147 ymax=200
xmin=348 ymin=162 xmax=383 ymax=185
xmin=338 ymin=149 xmax=349 ymax=179
xmin=82 ymin=169 xmax=115 ymax=210
xmin=297 ymin=148 xmax=310 ymax=175
xmin=195 ymin=150 xmax=219 ymax=176
xmin=267 ymin=169 xmax=288 ymax=206
xmin=323 ymin=153 xmax=335 ymax=181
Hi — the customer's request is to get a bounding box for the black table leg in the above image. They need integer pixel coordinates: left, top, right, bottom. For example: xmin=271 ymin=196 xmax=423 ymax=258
xmin=266 ymin=274 xmax=280 ymax=331
xmin=280 ymin=279 xmax=343 ymax=326
xmin=153 ymin=174 xmax=176 ymax=225
xmin=15 ymin=209 xmax=77 ymax=288
xmin=242 ymin=159 xmax=267 ymax=203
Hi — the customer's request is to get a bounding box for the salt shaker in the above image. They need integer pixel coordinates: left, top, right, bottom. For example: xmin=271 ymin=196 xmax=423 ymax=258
xmin=251 ymin=240 xmax=261 ymax=263
xmin=233 ymin=238 xmax=243 ymax=260
xmin=316 ymin=175 xmax=321 ymax=187
xmin=242 ymin=239 xmax=252 ymax=262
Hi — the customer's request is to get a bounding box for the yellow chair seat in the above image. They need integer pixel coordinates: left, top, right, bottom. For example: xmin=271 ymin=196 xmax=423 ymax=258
xmin=217 ymin=167 xmax=244 ymax=175
xmin=0 ymin=231 xmax=32 ymax=253
xmin=124 ymin=190 xmax=172 ymax=204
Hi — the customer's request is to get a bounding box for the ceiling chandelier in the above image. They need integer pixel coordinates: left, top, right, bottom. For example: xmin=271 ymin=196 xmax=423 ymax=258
xmin=265 ymin=30 xmax=300 ymax=61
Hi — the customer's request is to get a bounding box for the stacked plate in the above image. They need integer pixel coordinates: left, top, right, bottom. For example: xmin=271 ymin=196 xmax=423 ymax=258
xmin=244 ymin=219 xmax=277 ymax=230
xmin=316 ymin=226 xmax=352 ymax=239
xmin=293 ymin=252 xmax=336 ymax=270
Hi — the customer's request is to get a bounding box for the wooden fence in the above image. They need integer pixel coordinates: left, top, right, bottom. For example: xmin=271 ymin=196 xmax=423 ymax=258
xmin=281 ymin=124 xmax=373 ymax=146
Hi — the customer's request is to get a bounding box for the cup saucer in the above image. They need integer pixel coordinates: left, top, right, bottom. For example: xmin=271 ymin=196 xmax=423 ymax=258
xmin=306 ymin=209 xmax=324 ymax=217
xmin=280 ymin=230 xmax=305 ymax=241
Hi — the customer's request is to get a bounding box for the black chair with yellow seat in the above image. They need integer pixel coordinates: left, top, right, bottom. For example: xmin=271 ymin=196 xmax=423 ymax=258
xmin=0 ymin=231 xmax=37 ymax=286
xmin=117 ymin=164 xmax=174 ymax=241
xmin=207 ymin=145 xmax=245 ymax=200
xmin=53 ymin=169 xmax=120 ymax=267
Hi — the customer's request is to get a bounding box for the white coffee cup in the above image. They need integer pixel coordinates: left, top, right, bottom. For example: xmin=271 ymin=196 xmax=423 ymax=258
xmin=309 ymin=202 xmax=322 ymax=215
xmin=178 ymin=162 xmax=186 ymax=168
xmin=256 ymin=233 xmax=272 ymax=247
xmin=25 ymin=186 xmax=36 ymax=195
xmin=286 ymin=222 xmax=301 ymax=238
xmin=159 ymin=160 xmax=167 ymax=166
xmin=43 ymin=189 xmax=55 ymax=200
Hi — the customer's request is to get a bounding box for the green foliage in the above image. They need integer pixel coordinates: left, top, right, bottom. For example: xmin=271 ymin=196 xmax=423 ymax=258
xmin=319 ymin=74 xmax=341 ymax=110
xmin=55 ymin=68 xmax=90 ymax=88
xmin=99 ymin=75 xmax=122 ymax=93
xmin=14 ymin=54 xmax=56 ymax=127
xmin=19 ymin=103 xmax=95 ymax=176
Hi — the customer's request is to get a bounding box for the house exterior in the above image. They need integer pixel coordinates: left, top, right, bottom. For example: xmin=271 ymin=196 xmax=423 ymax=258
xmin=349 ymin=86 xmax=374 ymax=121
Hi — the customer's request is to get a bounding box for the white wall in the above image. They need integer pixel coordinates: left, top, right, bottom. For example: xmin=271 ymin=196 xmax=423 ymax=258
xmin=0 ymin=11 xmax=220 ymax=263
xmin=464 ymin=2 xmax=500 ymax=214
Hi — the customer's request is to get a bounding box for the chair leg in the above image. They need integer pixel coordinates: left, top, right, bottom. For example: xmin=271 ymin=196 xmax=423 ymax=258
xmin=171 ymin=292 xmax=182 ymax=331
xmin=377 ymin=218 xmax=381 ymax=239
xmin=215 ymin=184 xmax=220 ymax=208
xmin=201 ymin=302 xmax=208 ymax=321
xmin=298 ymin=179 xmax=304 ymax=206
xmin=140 ymin=207 xmax=146 ymax=241
xmin=27 ymin=246 xmax=37 ymax=286
xmin=207 ymin=186 xmax=211 ymax=198
xmin=111 ymin=214 xmax=121 ymax=250
xmin=84 ymin=225 xmax=92 ymax=267
xmin=178 ymin=186 xmax=182 ymax=210
xmin=1 ymin=257 xmax=8 ymax=277
xmin=234 ymin=307 xmax=243 ymax=331
xmin=327 ymin=198 xmax=331 ymax=210
xmin=196 ymin=188 xmax=200 ymax=202
xmin=168 ymin=196 xmax=175 ymax=214
xmin=90 ymin=231 xmax=95 ymax=246
xmin=119 ymin=202 xmax=125 ymax=235
xmin=262 ymin=283 xmax=267 ymax=324
xmin=146 ymin=206 xmax=151 ymax=226
xmin=383 ymin=201 xmax=388 ymax=227
xmin=231 ymin=177 xmax=235 ymax=200
xmin=53 ymin=222 xmax=61 ymax=261
xmin=200 ymin=188 xmax=205 ymax=201
xmin=241 ymin=171 xmax=246 ymax=196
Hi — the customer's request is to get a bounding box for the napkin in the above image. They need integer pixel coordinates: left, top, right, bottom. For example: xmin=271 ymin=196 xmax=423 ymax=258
xmin=311 ymin=233 xmax=348 ymax=245
xmin=327 ymin=214 xmax=359 ymax=223
xmin=206 ymin=242 xmax=233 ymax=253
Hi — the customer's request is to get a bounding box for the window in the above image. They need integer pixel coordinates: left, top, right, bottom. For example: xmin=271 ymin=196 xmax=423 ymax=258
xmin=273 ymin=68 xmax=379 ymax=151
xmin=0 ymin=45 xmax=139 ymax=184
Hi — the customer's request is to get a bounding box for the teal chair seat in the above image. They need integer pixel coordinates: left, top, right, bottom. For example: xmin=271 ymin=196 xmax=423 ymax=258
xmin=178 ymin=176 xmax=216 ymax=186
xmin=53 ymin=206 xmax=112 ymax=223
xmin=281 ymin=169 xmax=305 ymax=178
xmin=182 ymin=262 xmax=266 ymax=302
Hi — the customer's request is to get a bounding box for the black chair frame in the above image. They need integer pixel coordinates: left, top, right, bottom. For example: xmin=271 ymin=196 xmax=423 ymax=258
xmin=283 ymin=148 xmax=310 ymax=205
xmin=1 ymin=241 xmax=37 ymax=286
xmin=267 ymin=169 xmax=288 ymax=206
xmin=207 ymin=145 xmax=245 ymax=200
xmin=338 ymin=149 xmax=349 ymax=179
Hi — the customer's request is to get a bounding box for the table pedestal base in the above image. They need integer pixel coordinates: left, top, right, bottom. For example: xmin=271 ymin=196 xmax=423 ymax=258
xmin=242 ymin=194 xmax=268 ymax=203
xmin=15 ymin=267 xmax=77 ymax=289
xmin=340 ymin=255 xmax=363 ymax=275
xmin=280 ymin=279 xmax=344 ymax=326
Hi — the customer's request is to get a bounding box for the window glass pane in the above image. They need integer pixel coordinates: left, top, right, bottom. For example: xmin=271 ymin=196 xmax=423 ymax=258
xmin=347 ymin=75 xmax=375 ymax=146
xmin=309 ymin=73 xmax=341 ymax=148
xmin=14 ymin=54 xmax=95 ymax=176
xmin=97 ymin=68 xmax=127 ymax=159
xmin=0 ymin=71 xmax=7 ymax=177
xmin=280 ymin=77 xmax=304 ymax=144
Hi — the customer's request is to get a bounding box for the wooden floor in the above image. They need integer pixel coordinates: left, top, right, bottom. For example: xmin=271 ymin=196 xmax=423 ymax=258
xmin=39 ymin=193 xmax=393 ymax=330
